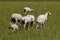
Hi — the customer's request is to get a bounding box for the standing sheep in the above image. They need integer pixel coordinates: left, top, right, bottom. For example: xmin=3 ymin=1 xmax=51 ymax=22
xmin=26 ymin=15 xmax=35 ymax=26
xmin=21 ymin=15 xmax=35 ymax=30
xmin=36 ymin=11 xmax=51 ymax=29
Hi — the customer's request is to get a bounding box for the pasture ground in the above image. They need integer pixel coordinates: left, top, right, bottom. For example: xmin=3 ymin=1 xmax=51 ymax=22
xmin=0 ymin=1 xmax=60 ymax=40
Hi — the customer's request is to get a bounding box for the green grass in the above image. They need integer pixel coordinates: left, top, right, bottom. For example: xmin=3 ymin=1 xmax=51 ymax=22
xmin=0 ymin=1 xmax=60 ymax=40
xmin=0 ymin=0 xmax=60 ymax=1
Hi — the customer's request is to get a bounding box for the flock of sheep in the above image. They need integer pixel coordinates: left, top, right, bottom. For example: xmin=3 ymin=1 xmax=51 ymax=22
xmin=9 ymin=7 xmax=52 ymax=32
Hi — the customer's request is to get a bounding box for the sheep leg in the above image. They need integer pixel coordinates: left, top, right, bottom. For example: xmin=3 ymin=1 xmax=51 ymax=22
xmin=14 ymin=29 xmax=18 ymax=32
xmin=36 ymin=23 xmax=39 ymax=29
xmin=24 ymin=23 xmax=26 ymax=30
xmin=40 ymin=23 xmax=43 ymax=28
xmin=40 ymin=23 xmax=44 ymax=28
xmin=42 ymin=23 xmax=43 ymax=27
xmin=28 ymin=22 xmax=30 ymax=30
xmin=30 ymin=21 xmax=33 ymax=26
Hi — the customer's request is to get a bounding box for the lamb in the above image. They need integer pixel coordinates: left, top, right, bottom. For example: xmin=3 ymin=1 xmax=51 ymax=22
xmin=36 ymin=11 xmax=51 ymax=29
xmin=24 ymin=7 xmax=33 ymax=13
xmin=10 ymin=13 xmax=22 ymax=23
xmin=9 ymin=23 xmax=18 ymax=32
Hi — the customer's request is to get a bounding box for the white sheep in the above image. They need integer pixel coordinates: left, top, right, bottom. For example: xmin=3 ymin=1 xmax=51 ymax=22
xmin=36 ymin=11 xmax=51 ymax=29
xmin=9 ymin=23 xmax=18 ymax=32
xmin=11 ymin=13 xmax=22 ymax=23
xmin=26 ymin=15 xmax=35 ymax=26
xmin=24 ymin=7 xmax=33 ymax=13
xmin=21 ymin=15 xmax=35 ymax=30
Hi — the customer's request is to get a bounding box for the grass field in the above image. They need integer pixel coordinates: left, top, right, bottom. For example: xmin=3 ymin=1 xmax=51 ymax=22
xmin=0 ymin=1 xmax=60 ymax=40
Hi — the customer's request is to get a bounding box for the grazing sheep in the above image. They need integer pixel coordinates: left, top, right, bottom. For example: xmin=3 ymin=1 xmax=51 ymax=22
xmin=24 ymin=7 xmax=33 ymax=13
xmin=9 ymin=23 xmax=18 ymax=32
xmin=26 ymin=15 xmax=35 ymax=26
xmin=21 ymin=15 xmax=34 ymax=30
xmin=11 ymin=13 xmax=22 ymax=23
xmin=36 ymin=11 xmax=51 ymax=29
